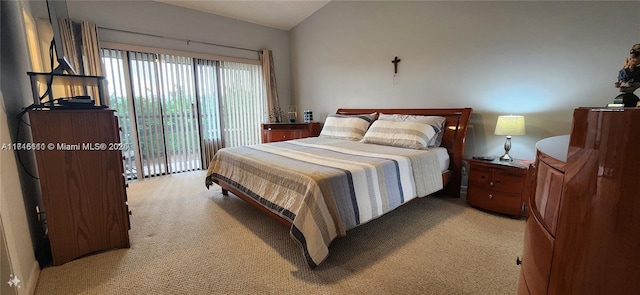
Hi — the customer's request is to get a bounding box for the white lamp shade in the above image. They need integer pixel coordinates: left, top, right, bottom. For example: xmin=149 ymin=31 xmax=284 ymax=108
xmin=494 ymin=115 xmax=525 ymax=136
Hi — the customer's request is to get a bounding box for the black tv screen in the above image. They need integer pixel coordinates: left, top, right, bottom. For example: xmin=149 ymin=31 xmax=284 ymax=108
xmin=46 ymin=0 xmax=76 ymax=74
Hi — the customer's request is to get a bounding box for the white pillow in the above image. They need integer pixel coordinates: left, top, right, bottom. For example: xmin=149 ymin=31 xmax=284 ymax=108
xmin=362 ymin=120 xmax=436 ymax=149
xmin=319 ymin=113 xmax=377 ymax=141
xmin=378 ymin=113 xmax=446 ymax=147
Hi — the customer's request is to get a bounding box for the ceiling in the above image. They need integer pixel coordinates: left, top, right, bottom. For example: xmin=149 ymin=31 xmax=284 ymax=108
xmin=154 ymin=0 xmax=331 ymax=31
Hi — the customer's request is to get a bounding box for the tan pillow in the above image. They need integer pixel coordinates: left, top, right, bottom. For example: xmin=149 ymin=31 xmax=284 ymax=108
xmin=363 ymin=120 xmax=436 ymax=149
xmin=319 ymin=113 xmax=377 ymax=141
xmin=378 ymin=113 xmax=446 ymax=147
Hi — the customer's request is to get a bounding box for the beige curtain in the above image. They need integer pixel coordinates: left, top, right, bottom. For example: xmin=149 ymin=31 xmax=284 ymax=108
xmin=80 ymin=21 xmax=106 ymax=106
xmin=58 ymin=19 xmax=107 ymax=106
xmin=59 ymin=18 xmax=81 ymax=72
xmin=259 ymin=49 xmax=280 ymax=122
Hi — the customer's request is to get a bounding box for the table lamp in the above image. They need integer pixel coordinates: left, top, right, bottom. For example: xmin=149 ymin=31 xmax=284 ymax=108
xmin=494 ymin=115 xmax=525 ymax=162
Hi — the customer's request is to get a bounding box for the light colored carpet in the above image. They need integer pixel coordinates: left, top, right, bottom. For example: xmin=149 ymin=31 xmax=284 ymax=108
xmin=34 ymin=170 xmax=525 ymax=294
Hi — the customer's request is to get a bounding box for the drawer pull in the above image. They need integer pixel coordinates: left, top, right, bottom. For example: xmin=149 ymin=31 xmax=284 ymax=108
xmin=522 ymin=203 xmax=527 ymax=213
xmin=516 ymin=257 xmax=522 ymax=265
xmin=489 ymin=194 xmax=493 ymax=199
xmin=490 ymin=181 xmax=494 ymax=187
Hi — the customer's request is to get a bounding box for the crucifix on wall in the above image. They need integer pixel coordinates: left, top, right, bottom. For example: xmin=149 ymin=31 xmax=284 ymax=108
xmin=391 ymin=56 xmax=401 ymax=74
xmin=391 ymin=56 xmax=401 ymax=85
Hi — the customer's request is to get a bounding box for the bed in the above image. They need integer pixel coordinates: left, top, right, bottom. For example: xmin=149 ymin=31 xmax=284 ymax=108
xmin=205 ymin=108 xmax=472 ymax=267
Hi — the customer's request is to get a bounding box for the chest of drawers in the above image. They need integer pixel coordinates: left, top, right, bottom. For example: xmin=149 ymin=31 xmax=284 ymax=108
xmin=466 ymin=158 xmax=534 ymax=218
xmin=261 ymin=122 xmax=321 ymax=143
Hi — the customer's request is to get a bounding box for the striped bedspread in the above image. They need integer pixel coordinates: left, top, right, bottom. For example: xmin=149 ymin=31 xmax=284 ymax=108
xmin=205 ymin=137 xmax=444 ymax=267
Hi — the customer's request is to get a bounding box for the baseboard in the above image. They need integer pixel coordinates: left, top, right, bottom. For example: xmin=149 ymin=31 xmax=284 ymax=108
xmin=20 ymin=260 xmax=40 ymax=295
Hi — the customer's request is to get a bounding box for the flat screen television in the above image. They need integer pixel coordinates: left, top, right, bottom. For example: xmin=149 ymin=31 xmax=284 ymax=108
xmin=46 ymin=0 xmax=76 ymax=74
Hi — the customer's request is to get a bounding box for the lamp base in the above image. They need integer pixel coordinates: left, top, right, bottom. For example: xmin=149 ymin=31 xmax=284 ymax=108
xmin=499 ymin=135 xmax=513 ymax=162
xmin=499 ymin=153 xmax=513 ymax=162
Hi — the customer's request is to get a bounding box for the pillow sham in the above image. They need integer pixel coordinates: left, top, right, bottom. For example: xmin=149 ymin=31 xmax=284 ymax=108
xmin=319 ymin=113 xmax=377 ymax=141
xmin=378 ymin=113 xmax=446 ymax=147
xmin=362 ymin=120 xmax=436 ymax=149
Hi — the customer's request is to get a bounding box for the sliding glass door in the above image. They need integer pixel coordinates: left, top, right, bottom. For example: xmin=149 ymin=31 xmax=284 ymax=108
xmin=102 ymin=49 xmax=140 ymax=179
xmin=130 ymin=52 xmax=202 ymax=176
xmin=101 ymin=47 xmax=266 ymax=179
xmin=128 ymin=51 xmax=169 ymax=177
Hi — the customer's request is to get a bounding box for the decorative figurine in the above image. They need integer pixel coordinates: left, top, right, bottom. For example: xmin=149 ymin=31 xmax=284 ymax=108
xmin=270 ymin=106 xmax=284 ymax=123
xmin=613 ymin=43 xmax=640 ymax=106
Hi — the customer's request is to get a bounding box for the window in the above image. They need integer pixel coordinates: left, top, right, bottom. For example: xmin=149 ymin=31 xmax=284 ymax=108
xmin=101 ymin=48 xmax=266 ymax=179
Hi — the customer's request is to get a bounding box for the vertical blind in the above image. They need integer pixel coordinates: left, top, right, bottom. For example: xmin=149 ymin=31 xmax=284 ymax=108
xmin=129 ymin=51 xmax=168 ymax=177
xmin=196 ymin=59 xmax=222 ymax=168
xmin=219 ymin=61 xmax=267 ymax=147
xmin=101 ymin=48 xmax=266 ymax=179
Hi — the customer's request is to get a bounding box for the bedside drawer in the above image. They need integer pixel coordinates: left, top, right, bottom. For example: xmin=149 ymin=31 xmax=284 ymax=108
xmin=265 ymin=130 xmax=305 ymax=142
xmin=467 ymin=187 xmax=522 ymax=216
xmin=469 ymin=166 xmax=525 ymax=194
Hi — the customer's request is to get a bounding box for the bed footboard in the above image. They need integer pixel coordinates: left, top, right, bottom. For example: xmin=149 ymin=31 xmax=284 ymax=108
xmin=212 ymin=166 xmax=453 ymax=228
xmin=213 ymin=178 xmax=292 ymax=227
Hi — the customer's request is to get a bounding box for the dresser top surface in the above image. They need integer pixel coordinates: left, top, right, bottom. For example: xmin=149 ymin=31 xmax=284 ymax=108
xmin=536 ymin=135 xmax=569 ymax=163
xmin=466 ymin=157 xmax=533 ymax=169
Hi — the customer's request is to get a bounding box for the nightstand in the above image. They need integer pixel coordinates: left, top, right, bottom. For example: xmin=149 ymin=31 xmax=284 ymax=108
xmin=466 ymin=158 xmax=535 ymax=218
xmin=261 ymin=122 xmax=321 ymax=143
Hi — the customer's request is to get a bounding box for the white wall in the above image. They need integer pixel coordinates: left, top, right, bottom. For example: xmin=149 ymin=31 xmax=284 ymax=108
xmin=29 ymin=0 xmax=293 ymax=107
xmin=291 ymin=1 xmax=640 ymax=160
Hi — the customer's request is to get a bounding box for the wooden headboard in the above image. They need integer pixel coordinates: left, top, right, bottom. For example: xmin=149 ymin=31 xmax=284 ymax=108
xmin=336 ymin=108 xmax=473 ymax=198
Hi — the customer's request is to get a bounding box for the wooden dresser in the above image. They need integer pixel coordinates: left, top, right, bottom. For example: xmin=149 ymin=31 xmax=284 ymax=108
xmin=29 ymin=109 xmax=130 ymax=266
xmin=518 ymin=108 xmax=640 ymax=294
xmin=261 ymin=122 xmax=321 ymax=143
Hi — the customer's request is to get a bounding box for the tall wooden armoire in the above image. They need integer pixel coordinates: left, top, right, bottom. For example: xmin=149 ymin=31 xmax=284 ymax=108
xmin=29 ymin=109 xmax=130 ymax=266
xmin=519 ymin=107 xmax=640 ymax=294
